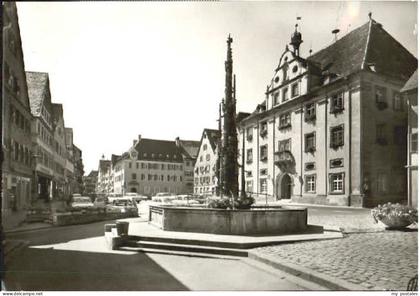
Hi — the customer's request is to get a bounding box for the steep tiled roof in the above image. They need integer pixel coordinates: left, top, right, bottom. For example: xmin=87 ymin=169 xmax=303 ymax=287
xmin=178 ymin=140 xmax=200 ymax=159
xmin=111 ymin=154 xmax=121 ymax=166
xmin=134 ymin=138 xmax=184 ymax=163
xmin=203 ymin=129 xmax=220 ymax=152
xmin=87 ymin=170 xmax=98 ymax=178
xmin=237 ymin=112 xmax=251 ymax=123
xmin=51 ymin=103 xmax=63 ymax=123
xmin=308 ymin=20 xmax=417 ymax=81
xmin=99 ymin=159 xmax=111 ymax=172
xmin=26 ymin=71 xmax=49 ymax=116
xmin=401 ymin=69 xmax=418 ymax=93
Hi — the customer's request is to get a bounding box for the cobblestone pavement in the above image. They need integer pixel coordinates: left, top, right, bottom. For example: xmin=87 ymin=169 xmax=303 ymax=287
xmin=253 ymin=231 xmax=418 ymax=291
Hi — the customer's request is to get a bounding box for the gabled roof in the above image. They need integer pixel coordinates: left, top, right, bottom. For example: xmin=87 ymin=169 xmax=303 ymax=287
xmin=307 ymin=19 xmax=417 ymax=81
xmin=401 ymin=69 xmax=418 ymax=93
xmin=99 ymin=159 xmax=111 ymax=172
xmin=237 ymin=112 xmax=251 ymax=123
xmin=134 ymin=138 xmax=184 ymax=163
xmin=51 ymin=103 xmax=63 ymax=124
xmin=87 ymin=170 xmax=98 ymax=178
xmin=203 ymin=128 xmax=220 ymax=152
xmin=178 ymin=140 xmax=200 ymax=159
xmin=111 ymin=154 xmax=121 ymax=166
xmin=26 ymin=71 xmax=50 ymax=117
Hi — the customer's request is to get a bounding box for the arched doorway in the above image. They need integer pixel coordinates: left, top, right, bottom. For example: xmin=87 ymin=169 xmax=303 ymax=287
xmin=276 ymin=173 xmax=293 ymax=200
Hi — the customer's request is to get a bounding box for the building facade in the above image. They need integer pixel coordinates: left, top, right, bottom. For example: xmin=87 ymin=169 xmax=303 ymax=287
xmin=194 ymin=129 xmax=220 ymax=196
xmin=2 ymin=2 xmax=34 ymax=228
xmin=27 ymin=72 xmax=56 ymax=204
xmin=113 ymin=135 xmax=199 ymax=196
xmin=72 ymin=144 xmax=84 ymax=194
xmin=402 ymin=70 xmax=418 ymax=208
xmin=96 ymin=156 xmax=112 ymax=195
xmin=238 ymin=17 xmax=416 ymax=207
xmin=83 ymin=170 xmax=98 ymax=196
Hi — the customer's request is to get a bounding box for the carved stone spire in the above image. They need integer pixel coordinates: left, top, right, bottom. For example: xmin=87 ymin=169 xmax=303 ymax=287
xmin=221 ymin=34 xmax=239 ymax=197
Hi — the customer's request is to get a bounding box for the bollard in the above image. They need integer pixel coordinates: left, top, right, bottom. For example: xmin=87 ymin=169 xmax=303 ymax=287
xmin=116 ymin=221 xmax=129 ymax=236
xmin=104 ymin=223 xmax=115 ymax=232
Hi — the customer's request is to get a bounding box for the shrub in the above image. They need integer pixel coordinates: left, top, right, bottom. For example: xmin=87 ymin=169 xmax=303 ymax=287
xmin=371 ymin=202 xmax=418 ymax=225
xmin=207 ymin=196 xmax=255 ymax=210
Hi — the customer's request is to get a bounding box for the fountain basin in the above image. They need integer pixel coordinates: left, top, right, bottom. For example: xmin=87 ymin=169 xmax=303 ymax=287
xmin=148 ymin=205 xmax=308 ymax=235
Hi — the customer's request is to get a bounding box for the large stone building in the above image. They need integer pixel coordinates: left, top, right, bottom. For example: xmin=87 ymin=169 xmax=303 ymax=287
xmin=238 ymin=16 xmax=417 ymax=207
xmin=194 ymin=129 xmax=220 ymax=196
xmin=112 ymin=135 xmax=199 ymax=196
xmin=2 ymin=2 xmax=34 ymax=228
xmin=402 ymin=70 xmax=418 ymax=208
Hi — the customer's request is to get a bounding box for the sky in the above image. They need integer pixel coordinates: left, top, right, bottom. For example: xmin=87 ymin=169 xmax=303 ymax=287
xmin=16 ymin=1 xmax=418 ymax=174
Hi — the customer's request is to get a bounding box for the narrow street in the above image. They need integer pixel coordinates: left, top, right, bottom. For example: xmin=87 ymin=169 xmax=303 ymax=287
xmin=4 ymin=221 xmax=318 ymax=291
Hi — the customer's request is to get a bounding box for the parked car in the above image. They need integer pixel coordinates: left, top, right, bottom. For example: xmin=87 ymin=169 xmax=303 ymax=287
xmin=93 ymin=196 xmax=108 ymax=208
xmin=128 ymin=195 xmax=149 ymax=206
xmin=106 ymin=198 xmax=138 ymax=217
xmin=151 ymin=192 xmax=177 ymax=202
xmin=71 ymin=196 xmax=94 ymax=209
xmin=107 ymin=193 xmax=123 ymax=203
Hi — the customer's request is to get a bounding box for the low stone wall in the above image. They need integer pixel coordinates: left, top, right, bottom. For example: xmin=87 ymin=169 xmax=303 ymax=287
xmin=149 ymin=205 xmax=308 ymax=235
xmin=52 ymin=211 xmax=136 ymax=226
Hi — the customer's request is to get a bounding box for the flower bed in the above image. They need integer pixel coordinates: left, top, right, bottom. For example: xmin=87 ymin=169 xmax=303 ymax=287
xmin=371 ymin=203 xmax=418 ymax=229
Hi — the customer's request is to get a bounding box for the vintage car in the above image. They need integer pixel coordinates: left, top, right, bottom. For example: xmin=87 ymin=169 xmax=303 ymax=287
xmin=151 ymin=192 xmax=177 ymax=203
xmin=71 ymin=195 xmax=94 ymax=209
xmin=93 ymin=196 xmax=108 ymax=208
xmin=106 ymin=198 xmax=138 ymax=217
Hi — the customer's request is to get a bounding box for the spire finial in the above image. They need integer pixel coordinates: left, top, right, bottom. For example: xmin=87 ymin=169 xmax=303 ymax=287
xmin=368 ymin=12 xmax=372 ymax=20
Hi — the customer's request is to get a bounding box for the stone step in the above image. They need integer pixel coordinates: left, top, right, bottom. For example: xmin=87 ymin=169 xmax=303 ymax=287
xmin=123 ymin=240 xmax=249 ymax=257
xmin=125 ymin=235 xmax=251 ymax=249
xmin=119 ymin=246 xmax=243 ymax=260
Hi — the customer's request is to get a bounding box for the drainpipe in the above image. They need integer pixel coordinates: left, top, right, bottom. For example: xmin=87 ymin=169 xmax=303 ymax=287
xmin=348 ymin=82 xmax=352 ymax=207
xmin=407 ymin=93 xmax=412 ymax=206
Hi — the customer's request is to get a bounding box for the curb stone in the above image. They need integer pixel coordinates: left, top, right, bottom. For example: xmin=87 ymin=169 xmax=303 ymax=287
xmin=248 ymin=250 xmax=385 ymax=291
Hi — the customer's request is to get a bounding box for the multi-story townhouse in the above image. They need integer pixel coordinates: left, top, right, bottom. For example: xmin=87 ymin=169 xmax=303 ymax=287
xmin=72 ymin=144 xmax=84 ymax=194
xmin=83 ymin=170 xmax=98 ymax=196
xmin=238 ymin=17 xmax=416 ymax=207
xmin=401 ymin=70 xmax=418 ymax=208
xmin=64 ymin=127 xmax=76 ymax=196
xmin=97 ymin=156 xmax=111 ymax=195
xmin=27 ymin=71 xmax=57 ymax=204
xmin=2 ymin=2 xmax=34 ymax=228
xmin=175 ymin=137 xmax=200 ymax=194
xmin=113 ymin=135 xmax=199 ymax=196
xmin=194 ymin=129 xmax=220 ymax=196
xmin=51 ymin=103 xmax=69 ymax=200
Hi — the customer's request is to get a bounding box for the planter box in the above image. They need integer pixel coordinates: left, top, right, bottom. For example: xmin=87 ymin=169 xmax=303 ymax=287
xmin=149 ymin=205 xmax=308 ymax=235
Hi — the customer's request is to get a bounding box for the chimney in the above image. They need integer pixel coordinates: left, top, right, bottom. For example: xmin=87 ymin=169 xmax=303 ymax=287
xmin=133 ymin=140 xmax=136 ymax=146
xmin=138 ymin=134 xmax=141 ymax=142
xmin=175 ymin=137 xmax=180 ymax=147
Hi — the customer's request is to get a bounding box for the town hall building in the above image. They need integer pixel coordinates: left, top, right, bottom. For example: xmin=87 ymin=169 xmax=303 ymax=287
xmin=238 ymin=16 xmax=417 ymax=207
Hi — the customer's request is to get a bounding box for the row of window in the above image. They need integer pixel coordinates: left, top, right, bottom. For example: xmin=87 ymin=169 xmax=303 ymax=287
xmin=10 ymin=104 xmax=31 ymax=134
xmin=199 ymin=153 xmax=212 ymax=162
xmin=194 ymin=187 xmax=216 ymax=195
xmin=10 ymin=139 xmax=32 ymax=167
xmin=194 ymin=176 xmax=213 ymax=186
xmin=272 ymin=81 xmax=300 ymax=106
xmin=127 ymin=161 xmax=184 ymax=171
xmin=195 ymin=164 xmax=216 ymax=175
xmin=246 ymin=126 xmax=345 ymax=163
xmin=250 ymin=87 xmax=404 ymax=141
xmin=131 ymin=173 xmax=183 ymax=182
